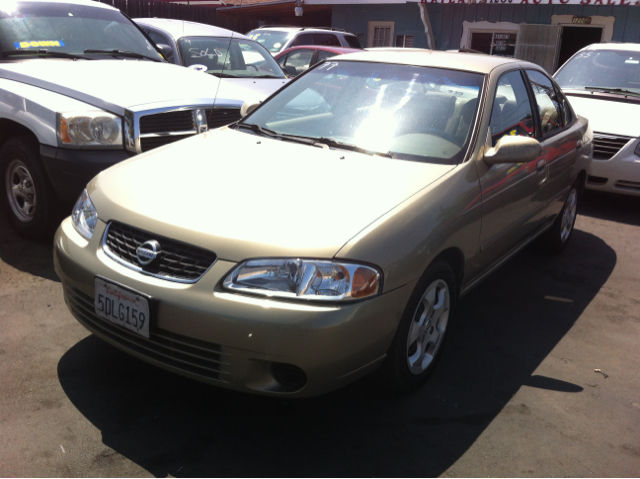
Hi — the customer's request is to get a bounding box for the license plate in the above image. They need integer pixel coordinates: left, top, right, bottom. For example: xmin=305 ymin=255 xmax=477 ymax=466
xmin=94 ymin=278 xmax=151 ymax=338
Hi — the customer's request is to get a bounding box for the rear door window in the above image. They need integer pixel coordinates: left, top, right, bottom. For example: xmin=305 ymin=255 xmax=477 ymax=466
xmin=282 ymin=49 xmax=315 ymax=76
xmin=315 ymin=34 xmax=340 ymax=46
xmin=316 ymin=49 xmax=337 ymax=63
xmin=526 ymin=70 xmax=563 ymax=138
xmin=146 ymin=29 xmax=170 ymax=46
xmin=290 ymin=34 xmax=315 ymax=47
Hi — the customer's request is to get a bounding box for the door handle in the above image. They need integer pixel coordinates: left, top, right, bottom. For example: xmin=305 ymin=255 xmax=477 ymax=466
xmin=536 ymin=159 xmax=547 ymax=174
xmin=576 ymin=140 xmax=583 ymax=151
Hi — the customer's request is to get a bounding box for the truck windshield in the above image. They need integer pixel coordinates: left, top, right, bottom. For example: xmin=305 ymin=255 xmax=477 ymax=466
xmin=555 ymin=49 xmax=640 ymax=94
xmin=0 ymin=1 xmax=163 ymax=61
xmin=178 ymin=36 xmax=286 ymax=78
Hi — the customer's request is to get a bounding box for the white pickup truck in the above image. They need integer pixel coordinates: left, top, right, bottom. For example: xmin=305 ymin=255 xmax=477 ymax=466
xmin=0 ymin=0 xmax=261 ymax=239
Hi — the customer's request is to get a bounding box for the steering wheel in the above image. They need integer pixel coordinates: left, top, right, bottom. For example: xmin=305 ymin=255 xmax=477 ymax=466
xmin=418 ymin=128 xmax=461 ymax=145
xmin=246 ymin=64 xmax=259 ymax=71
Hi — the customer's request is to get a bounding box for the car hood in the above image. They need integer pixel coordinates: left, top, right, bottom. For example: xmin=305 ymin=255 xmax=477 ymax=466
xmin=565 ymin=94 xmax=640 ymax=137
xmin=0 ymin=60 xmax=223 ymax=115
xmin=89 ymin=128 xmax=454 ymax=262
xmin=216 ymin=77 xmax=289 ymax=106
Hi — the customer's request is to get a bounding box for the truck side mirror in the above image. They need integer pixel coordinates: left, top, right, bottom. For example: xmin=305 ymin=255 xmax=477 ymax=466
xmin=156 ymin=44 xmax=174 ymax=63
xmin=241 ymin=100 xmax=261 ymax=117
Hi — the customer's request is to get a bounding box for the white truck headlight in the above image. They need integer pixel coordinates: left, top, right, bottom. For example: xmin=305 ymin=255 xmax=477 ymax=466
xmin=58 ymin=111 xmax=123 ymax=148
xmin=71 ymin=189 xmax=98 ymax=240
xmin=223 ymin=259 xmax=381 ymax=301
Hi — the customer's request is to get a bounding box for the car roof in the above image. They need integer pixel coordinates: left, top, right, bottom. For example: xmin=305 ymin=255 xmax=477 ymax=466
xmin=250 ymin=27 xmax=354 ymax=35
xmin=579 ymin=42 xmax=640 ymax=53
xmin=335 ymin=49 xmax=528 ymax=74
xmin=133 ymin=18 xmax=250 ymax=41
xmin=275 ymin=46 xmax=362 ymax=57
xmin=18 ymin=0 xmax=116 ymax=10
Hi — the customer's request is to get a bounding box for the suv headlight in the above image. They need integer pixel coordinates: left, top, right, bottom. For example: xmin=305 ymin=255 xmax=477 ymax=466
xmin=58 ymin=111 xmax=123 ymax=148
xmin=223 ymin=259 xmax=381 ymax=301
xmin=71 ymin=190 xmax=98 ymax=240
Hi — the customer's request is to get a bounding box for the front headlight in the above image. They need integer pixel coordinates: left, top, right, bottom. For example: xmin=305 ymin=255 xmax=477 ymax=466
xmin=223 ymin=259 xmax=381 ymax=301
xmin=58 ymin=111 xmax=123 ymax=148
xmin=71 ymin=190 xmax=98 ymax=240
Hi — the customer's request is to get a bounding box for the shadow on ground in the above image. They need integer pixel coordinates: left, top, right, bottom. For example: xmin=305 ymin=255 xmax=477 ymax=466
xmin=0 ymin=212 xmax=60 ymax=282
xmin=58 ymin=230 xmax=615 ymax=477
xmin=580 ymin=190 xmax=640 ymax=227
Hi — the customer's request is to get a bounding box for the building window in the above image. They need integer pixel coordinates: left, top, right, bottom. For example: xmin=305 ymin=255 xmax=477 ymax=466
xmin=471 ymin=31 xmax=517 ymax=57
xmin=367 ymin=21 xmax=394 ymax=48
xmin=396 ymin=35 xmax=414 ymax=48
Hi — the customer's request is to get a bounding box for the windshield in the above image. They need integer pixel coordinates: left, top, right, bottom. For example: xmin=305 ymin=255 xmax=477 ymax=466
xmin=178 ymin=36 xmax=286 ymax=78
xmin=246 ymin=30 xmax=291 ymax=53
xmin=242 ymin=61 xmax=484 ymax=164
xmin=555 ymin=49 xmax=640 ymax=94
xmin=0 ymin=1 xmax=162 ymax=61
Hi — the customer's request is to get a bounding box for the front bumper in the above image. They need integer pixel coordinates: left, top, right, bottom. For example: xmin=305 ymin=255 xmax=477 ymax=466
xmin=54 ymin=218 xmax=415 ymax=397
xmin=586 ymin=140 xmax=640 ymax=196
xmin=41 ymin=145 xmax=133 ymax=205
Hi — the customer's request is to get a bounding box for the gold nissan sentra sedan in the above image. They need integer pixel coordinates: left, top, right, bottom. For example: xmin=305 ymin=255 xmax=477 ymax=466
xmin=54 ymin=50 xmax=592 ymax=397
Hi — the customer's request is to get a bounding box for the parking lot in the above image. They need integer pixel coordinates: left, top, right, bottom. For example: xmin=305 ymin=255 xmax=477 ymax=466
xmin=0 ymin=190 xmax=639 ymax=477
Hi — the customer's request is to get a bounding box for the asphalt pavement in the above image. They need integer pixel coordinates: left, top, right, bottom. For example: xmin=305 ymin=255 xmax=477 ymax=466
xmin=0 ymin=190 xmax=639 ymax=477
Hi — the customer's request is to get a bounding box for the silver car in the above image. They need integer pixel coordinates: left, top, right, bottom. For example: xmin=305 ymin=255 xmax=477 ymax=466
xmin=134 ymin=18 xmax=289 ymax=105
xmin=55 ymin=51 xmax=592 ymax=397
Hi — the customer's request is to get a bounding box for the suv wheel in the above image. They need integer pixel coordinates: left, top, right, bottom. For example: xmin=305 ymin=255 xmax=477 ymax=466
xmin=0 ymin=137 xmax=59 ymax=240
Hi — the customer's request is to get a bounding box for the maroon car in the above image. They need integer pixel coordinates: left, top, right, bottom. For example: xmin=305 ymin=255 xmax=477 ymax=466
xmin=274 ymin=46 xmax=362 ymax=77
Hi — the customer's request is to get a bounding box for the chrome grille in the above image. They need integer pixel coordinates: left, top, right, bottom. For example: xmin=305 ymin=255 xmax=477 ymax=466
xmin=64 ymin=285 xmax=230 ymax=382
xmin=103 ymin=222 xmax=217 ymax=283
xmin=593 ymin=132 xmax=632 ymax=160
xmin=140 ymin=134 xmax=193 ymax=151
xmin=207 ymin=108 xmax=242 ymax=129
xmin=139 ymin=110 xmax=195 ymax=134
xmin=137 ymin=109 xmax=210 ymax=153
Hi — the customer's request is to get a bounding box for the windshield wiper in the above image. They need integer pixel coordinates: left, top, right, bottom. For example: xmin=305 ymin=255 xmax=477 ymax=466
xmin=583 ymin=86 xmax=640 ymax=97
xmin=235 ymin=123 xmax=318 ymax=146
xmin=1 ymin=49 xmax=89 ymax=60
xmin=253 ymin=74 xmax=285 ymax=79
xmin=313 ymin=137 xmax=394 ymax=158
xmin=83 ymin=49 xmax=161 ymax=62
xmin=207 ymin=72 xmax=240 ymax=78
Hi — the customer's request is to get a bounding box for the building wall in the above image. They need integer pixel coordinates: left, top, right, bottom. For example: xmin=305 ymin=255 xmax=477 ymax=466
xmin=427 ymin=3 xmax=640 ymax=50
xmin=332 ymin=3 xmax=640 ymax=51
xmin=332 ymin=3 xmax=430 ymax=47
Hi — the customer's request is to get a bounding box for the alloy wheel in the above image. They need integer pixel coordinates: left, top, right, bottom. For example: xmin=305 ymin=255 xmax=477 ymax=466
xmin=406 ymin=279 xmax=450 ymax=375
xmin=560 ymin=188 xmax=577 ymax=243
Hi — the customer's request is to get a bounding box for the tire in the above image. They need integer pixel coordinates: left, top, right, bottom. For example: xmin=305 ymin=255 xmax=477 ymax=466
xmin=377 ymin=260 xmax=458 ymax=391
xmin=542 ymin=180 xmax=580 ymax=254
xmin=0 ymin=137 xmax=60 ymax=240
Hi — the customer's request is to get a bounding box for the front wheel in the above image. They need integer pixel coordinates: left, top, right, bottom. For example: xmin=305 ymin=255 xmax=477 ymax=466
xmin=377 ymin=261 xmax=458 ymax=391
xmin=0 ymin=137 xmax=60 ymax=240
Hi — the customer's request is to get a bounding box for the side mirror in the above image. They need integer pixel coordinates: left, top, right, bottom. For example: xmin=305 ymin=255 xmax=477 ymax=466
xmin=484 ymin=135 xmax=541 ymax=165
xmin=156 ymin=43 xmax=174 ymax=63
xmin=241 ymin=100 xmax=261 ymax=118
